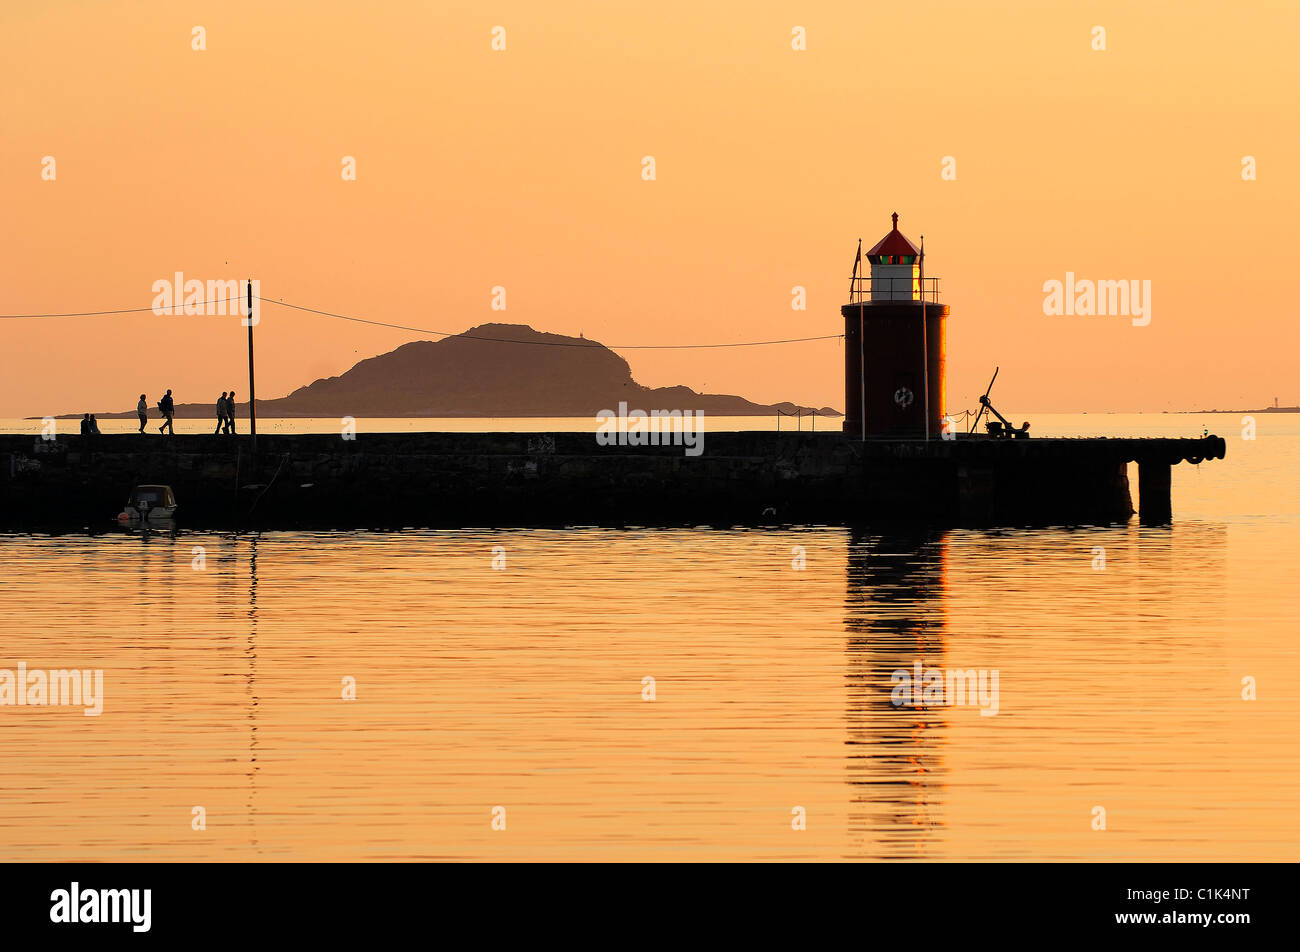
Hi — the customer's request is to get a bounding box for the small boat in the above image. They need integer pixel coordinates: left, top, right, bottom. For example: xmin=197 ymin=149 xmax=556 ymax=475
xmin=118 ymin=484 xmax=178 ymax=523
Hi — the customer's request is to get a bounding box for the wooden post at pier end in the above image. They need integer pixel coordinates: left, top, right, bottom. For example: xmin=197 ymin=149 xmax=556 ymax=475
xmin=1138 ymin=459 xmax=1172 ymax=524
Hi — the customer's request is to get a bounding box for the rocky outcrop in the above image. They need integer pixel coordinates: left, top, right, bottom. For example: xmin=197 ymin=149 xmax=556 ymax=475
xmin=50 ymin=324 xmax=841 ymax=420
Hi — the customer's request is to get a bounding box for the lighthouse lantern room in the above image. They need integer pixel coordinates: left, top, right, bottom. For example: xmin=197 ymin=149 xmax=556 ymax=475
xmin=865 ymin=212 xmax=921 ymax=301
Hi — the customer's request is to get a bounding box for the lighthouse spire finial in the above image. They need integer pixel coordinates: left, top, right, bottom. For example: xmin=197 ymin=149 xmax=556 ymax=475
xmin=891 ymin=211 xmax=898 ymax=230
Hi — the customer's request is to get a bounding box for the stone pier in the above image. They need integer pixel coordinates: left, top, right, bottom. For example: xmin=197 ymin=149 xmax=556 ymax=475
xmin=0 ymin=431 xmax=1226 ymax=530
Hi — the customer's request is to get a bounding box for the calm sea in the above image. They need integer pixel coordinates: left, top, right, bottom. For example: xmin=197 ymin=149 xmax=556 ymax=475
xmin=0 ymin=413 xmax=1295 ymax=860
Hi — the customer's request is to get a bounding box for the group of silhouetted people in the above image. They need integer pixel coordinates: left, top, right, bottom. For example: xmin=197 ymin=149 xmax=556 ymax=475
xmin=131 ymin=390 xmax=177 ymax=433
xmin=214 ymin=391 xmax=238 ymax=435
xmin=89 ymin=389 xmax=239 ymax=436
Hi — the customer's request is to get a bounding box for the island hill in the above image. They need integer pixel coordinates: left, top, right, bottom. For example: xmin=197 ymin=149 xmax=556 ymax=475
xmin=63 ymin=324 xmax=841 ymax=420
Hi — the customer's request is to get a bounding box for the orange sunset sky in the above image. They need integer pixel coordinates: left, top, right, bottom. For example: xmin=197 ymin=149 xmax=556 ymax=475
xmin=1 ymin=0 xmax=1297 ymax=419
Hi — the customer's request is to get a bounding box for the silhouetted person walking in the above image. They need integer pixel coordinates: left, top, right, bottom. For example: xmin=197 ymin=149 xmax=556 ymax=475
xmin=158 ymin=389 xmax=175 ymax=435
xmin=137 ymin=394 xmax=148 ymax=432
xmin=225 ymin=390 xmax=237 ymax=435
xmin=215 ymin=392 xmax=228 ymax=434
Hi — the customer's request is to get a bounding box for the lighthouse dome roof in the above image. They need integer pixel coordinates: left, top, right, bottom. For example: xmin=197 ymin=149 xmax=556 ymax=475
xmin=866 ymin=212 xmax=921 ymax=259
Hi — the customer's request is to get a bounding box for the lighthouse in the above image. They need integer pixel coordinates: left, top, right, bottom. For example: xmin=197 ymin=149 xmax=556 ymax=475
xmin=842 ymin=212 xmax=949 ymax=438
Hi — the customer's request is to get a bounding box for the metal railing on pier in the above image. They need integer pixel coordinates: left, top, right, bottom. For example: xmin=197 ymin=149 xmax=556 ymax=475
xmin=776 ymin=407 xmax=821 ymax=432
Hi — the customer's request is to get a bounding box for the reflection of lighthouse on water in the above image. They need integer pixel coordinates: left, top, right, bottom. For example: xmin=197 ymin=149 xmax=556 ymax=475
xmin=843 ymin=530 xmax=950 ymax=859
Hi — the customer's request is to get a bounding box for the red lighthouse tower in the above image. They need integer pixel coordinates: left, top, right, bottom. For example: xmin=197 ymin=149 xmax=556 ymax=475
xmin=842 ymin=213 xmax=949 ymax=438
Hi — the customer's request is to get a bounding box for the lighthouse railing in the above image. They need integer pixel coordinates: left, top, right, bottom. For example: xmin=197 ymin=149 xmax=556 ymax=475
xmin=848 ymin=275 xmax=941 ymax=304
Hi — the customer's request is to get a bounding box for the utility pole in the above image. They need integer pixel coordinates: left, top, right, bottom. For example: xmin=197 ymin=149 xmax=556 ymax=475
xmin=920 ymin=236 xmax=929 ymax=441
xmin=247 ymin=277 xmax=257 ymax=455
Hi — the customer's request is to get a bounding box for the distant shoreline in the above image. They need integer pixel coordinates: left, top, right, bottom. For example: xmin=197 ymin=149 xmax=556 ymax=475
xmin=1168 ymin=407 xmax=1299 ymax=414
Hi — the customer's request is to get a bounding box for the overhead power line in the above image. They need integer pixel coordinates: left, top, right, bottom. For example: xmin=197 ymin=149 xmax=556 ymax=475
xmin=0 ymin=293 xmax=844 ymax=350
xmin=255 ymin=297 xmax=844 ymax=350
xmin=0 ymin=297 xmax=238 ymax=319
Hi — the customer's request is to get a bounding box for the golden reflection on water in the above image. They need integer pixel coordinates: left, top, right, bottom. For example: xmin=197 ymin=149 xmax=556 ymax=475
xmin=0 ymin=515 xmax=1293 ymax=862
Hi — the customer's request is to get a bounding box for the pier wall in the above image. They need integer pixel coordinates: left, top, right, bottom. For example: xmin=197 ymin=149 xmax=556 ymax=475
xmin=0 ymin=432 xmax=1224 ymax=530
